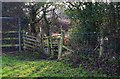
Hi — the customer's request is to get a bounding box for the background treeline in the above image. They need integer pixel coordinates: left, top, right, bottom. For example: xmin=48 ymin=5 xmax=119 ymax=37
xmin=63 ymin=2 xmax=120 ymax=76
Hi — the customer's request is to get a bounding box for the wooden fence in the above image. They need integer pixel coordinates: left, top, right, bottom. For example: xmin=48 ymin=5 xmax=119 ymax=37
xmin=23 ymin=32 xmax=61 ymax=53
xmin=23 ymin=30 xmax=74 ymax=59
xmin=23 ymin=33 xmax=41 ymax=51
xmin=1 ymin=17 xmax=21 ymax=52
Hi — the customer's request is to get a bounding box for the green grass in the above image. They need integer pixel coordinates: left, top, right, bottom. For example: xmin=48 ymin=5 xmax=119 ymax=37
xmin=2 ymin=51 xmax=103 ymax=77
xmin=0 ymin=56 xmax=2 ymax=79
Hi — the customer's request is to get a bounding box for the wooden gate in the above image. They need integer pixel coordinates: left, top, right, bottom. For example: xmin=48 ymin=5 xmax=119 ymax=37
xmin=22 ymin=32 xmax=60 ymax=54
xmin=1 ymin=17 xmax=21 ymax=52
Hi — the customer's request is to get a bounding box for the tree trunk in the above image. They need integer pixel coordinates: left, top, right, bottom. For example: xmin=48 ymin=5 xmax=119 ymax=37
xmin=39 ymin=27 xmax=44 ymax=53
xmin=43 ymin=9 xmax=52 ymax=56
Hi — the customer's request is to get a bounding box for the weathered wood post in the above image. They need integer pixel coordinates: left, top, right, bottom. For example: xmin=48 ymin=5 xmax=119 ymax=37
xmin=58 ymin=30 xmax=65 ymax=60
xmin=99 ymin=27 xmax=104 ymax=58
xmin=50 ymin=35 xmax=54 ymax=58
xmin=22 ymin=30 xmax=25 ymax=51
xmin=18 ymin=17 xmax=21 ymax=51
xmin=35 ymin=36 xmax=37 ymax=51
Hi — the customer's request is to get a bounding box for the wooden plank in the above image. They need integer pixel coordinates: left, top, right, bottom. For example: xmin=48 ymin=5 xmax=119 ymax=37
xmin=23 ymin=34 xmax=37 ymax=39
xmin=24 ymin=43 xmax=36 ymax=48
xmin=23 ymin=37 xmax=40 ymax=43
xmin=23 ymin=35 xmax=36 ymax=41
xmin=44 ymin=44 xmax=58 ymax=47
xmin=24 ymin=43 xmax=40 ymax=50
xmin=24 ymin=39 xmax=41 ymax=46
xmin=43 ymin=35 xmax=61 ymax=39
xmin=52 ymin=34 xmax=61 ymax=36
xmin=0 ymin=44 xmax=19 ymax=47
xmin=44 ymin=42 xmax=58 ymax=45
xmin=24 ymin=40 xmax=35 ymax=45
xmin=23 ymin=46 xmax=40 ymax=51
xmin=52 ymin=42 xmax=59 ymax=44
xmin=1 ymin=38 xmax=18 ymax=40
xmin=62 ymin=45 xmax=74 ymax=52
xmin=0 ymin=31 xmax=18 ymax=33
xmin=24 ymin=40 xmax=41 ymax=47
xmin=24 ymin=40 xmax=40 ymax=45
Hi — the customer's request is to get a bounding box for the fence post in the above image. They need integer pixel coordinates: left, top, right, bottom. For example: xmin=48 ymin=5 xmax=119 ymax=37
xmin=50 ymin=35 xmax=54 ymax=58
xmin=58 ymin=30 xmax=64 ymax=60
xmin=99 ymin=27 xmax=104 ymax=58
xmin=18 ymin=17 xmax=21 ymax=52
xmin=22 ymin=31 xmax=25 ymax=51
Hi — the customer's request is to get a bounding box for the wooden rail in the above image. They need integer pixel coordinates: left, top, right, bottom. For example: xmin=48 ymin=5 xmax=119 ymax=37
xmin=23 ymin=32 xmax=61 ymax=53
xmin=62 ymin=45 xmax=74 ymax=52
xmin=23 ymin=31 xmax=73 ymax=59
xmin=23 ymin=33 xmax=41 ymax=51
xmin=1 ymin=31 xmax=20 ymax=52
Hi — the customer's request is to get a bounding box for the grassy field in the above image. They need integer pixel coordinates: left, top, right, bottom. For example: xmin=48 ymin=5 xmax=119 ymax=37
xmin=0 ymin=56 xmax=2 ymax=79
xmin=2 ymin=51 xmax=103 ymax=78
